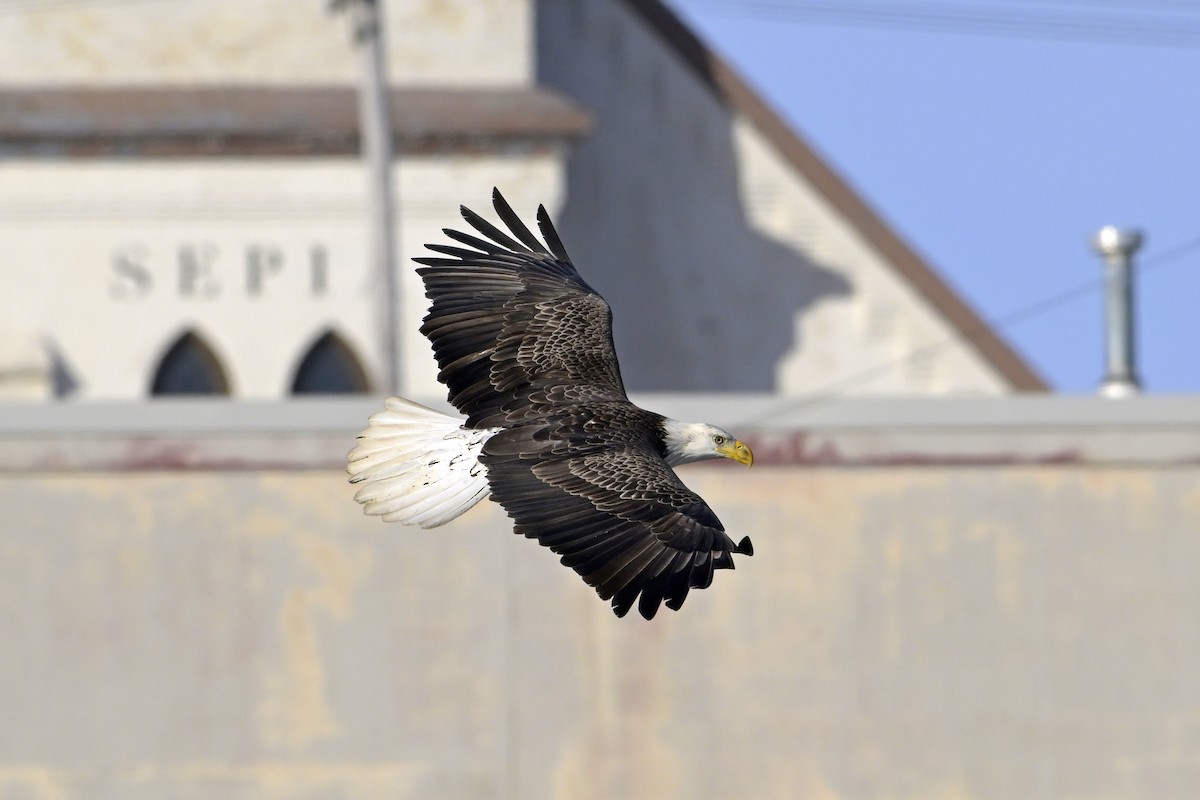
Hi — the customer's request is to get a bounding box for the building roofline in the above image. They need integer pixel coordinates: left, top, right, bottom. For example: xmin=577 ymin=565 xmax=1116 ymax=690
xmin=620 ymin=0 xmax=1048 ymax=392
xmin=0 ymin=85 xmax=591 ymax=156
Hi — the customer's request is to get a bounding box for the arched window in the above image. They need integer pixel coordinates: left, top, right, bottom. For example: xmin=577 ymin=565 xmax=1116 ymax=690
xmin=150 ymin=330 xmax=230 ymax=396
xmin=290 ymin=330 xmax=370 ymax=395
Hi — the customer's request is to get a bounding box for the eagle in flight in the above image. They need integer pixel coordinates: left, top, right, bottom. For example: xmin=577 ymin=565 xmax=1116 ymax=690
xmin=347 ymin=189 xmax=754 ymax=619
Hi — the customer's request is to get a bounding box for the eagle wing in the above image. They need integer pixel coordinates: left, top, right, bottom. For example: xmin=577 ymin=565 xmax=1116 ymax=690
xmin=413 ymin=188 xmax=627 ymax=429
xmin=414 ymin=190 xmax=753 ymax=618
xmin=483 ymin=427 xmax=754 ymax=620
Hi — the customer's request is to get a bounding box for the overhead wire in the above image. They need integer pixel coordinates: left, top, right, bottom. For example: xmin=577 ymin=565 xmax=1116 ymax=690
xmin=980 ymin=0 xmax=1200 ymax=10
xmin=665 ymin=0 xmax=1200 ymax=419
xmin=679 ymin=0 xmax=1200 ymax=48
xmin=737 ymin=234 xmax=1200 ymax=426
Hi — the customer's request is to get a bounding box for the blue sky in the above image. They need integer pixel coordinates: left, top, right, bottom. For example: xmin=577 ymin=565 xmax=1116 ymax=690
xmin=664 ymin=0 xmax=1200 ymax=393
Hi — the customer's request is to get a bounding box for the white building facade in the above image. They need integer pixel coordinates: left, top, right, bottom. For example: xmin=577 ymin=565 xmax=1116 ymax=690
xmin=0 ymin=0 xmax=1044 ymax=400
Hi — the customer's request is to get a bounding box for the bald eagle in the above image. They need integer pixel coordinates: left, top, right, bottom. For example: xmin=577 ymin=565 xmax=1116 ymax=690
xmin=347 ymin=189 xmax=754 ymax=619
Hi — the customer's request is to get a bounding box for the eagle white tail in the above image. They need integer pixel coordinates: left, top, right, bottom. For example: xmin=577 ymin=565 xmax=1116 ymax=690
xmin=346 ymin=397 xmax=496 ymax=528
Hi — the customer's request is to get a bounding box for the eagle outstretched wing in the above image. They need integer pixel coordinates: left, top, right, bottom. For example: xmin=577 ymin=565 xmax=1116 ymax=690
xmin=414 ymin=188 xmax=627 ymax=429
xmin=483 ymin=428 xmax=753 ymax=619
xmin=410 ymin=189 xmax=753 ymax=619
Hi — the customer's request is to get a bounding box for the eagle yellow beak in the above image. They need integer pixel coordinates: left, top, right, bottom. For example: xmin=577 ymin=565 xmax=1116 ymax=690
xmin=718 ymin=439 xmax=754 ymax=467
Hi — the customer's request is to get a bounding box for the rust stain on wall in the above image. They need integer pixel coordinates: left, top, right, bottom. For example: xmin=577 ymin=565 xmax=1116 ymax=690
xmin=554 ymin=611 xmax=683 ymax=800
xmin=258 ymin=523 xmax=373 ymax=751
xmin=0 ymin=767 xmax=66 ymax=800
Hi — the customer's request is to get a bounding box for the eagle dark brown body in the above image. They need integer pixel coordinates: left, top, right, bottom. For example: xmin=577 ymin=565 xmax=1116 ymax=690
xmin=349 ymin=189 xmax=753 ymax=619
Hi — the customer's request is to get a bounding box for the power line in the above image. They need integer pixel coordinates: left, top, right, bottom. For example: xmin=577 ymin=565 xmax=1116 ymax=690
xmin=981 ymin=0 xmax=1200 ymax=10
xmin=679 ymin=0 xmax=1200 ymax=48
xmin=738 ymin=234 xmax=1200 ymax=426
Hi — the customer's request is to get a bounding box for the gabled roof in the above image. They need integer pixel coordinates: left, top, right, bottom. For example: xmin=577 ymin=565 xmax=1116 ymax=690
xmin=621 ymin=0 xmax=1047 ymax=392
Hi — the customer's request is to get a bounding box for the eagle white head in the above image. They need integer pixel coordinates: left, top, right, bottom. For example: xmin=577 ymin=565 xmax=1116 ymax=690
xmin=660 ymin=420 xmax=754 ymax=468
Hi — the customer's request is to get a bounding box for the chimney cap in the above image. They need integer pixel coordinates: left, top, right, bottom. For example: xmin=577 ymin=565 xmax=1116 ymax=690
xmin=1092 ymin=226 xmax=1144 ymax=257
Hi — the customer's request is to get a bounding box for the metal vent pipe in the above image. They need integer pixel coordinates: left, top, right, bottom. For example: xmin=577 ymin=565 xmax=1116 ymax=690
xmin=1091 ymin=226 xmax=1143 ymax=398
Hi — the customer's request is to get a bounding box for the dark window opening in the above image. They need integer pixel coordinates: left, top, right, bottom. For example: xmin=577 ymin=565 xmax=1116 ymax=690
xmin=291 ymin=331 xmax=370 ymax=395
xmin=150 ymin=331 xmax=230 ymax=396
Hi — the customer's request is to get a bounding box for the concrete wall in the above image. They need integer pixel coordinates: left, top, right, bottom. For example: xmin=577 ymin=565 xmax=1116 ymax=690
xmin=0 ymin=0 xmax=532 ymax=87
xmin=2 ymin=396 xmax=1199 ymax=799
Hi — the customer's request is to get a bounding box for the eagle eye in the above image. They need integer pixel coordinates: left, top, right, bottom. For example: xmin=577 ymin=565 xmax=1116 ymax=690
xmin=712 ymin=434 xmax=726 ymax=446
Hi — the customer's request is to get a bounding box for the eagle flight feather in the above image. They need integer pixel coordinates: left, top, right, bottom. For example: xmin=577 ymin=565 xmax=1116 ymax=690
xmin=348 ymin=189 xmax=753 ymax=619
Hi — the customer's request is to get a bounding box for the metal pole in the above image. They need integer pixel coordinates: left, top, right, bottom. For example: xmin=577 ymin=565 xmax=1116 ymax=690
xmin=1091 ymin=226 xmax=1143 ymax=398
xmin=334 ymin=0 xmax=401 ymax=395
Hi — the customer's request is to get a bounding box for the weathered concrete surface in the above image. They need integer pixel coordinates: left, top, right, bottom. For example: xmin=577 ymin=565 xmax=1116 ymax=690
xmin=2 ymin=434 xmax=1200 ymax=798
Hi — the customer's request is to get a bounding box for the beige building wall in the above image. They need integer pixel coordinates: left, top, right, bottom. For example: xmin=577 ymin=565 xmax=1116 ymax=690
xmin=0 ymin=0 xmax=532 ymax=87
xmin=0 ymin=154 xmax=565 ymax=400
xmin=0 ymin=0 xmax=1043 ymax=400
xmin=1 ymin=396 xmax=1197 ymax=799
xmin=0 ymin=0 xmax=578 ymax=401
